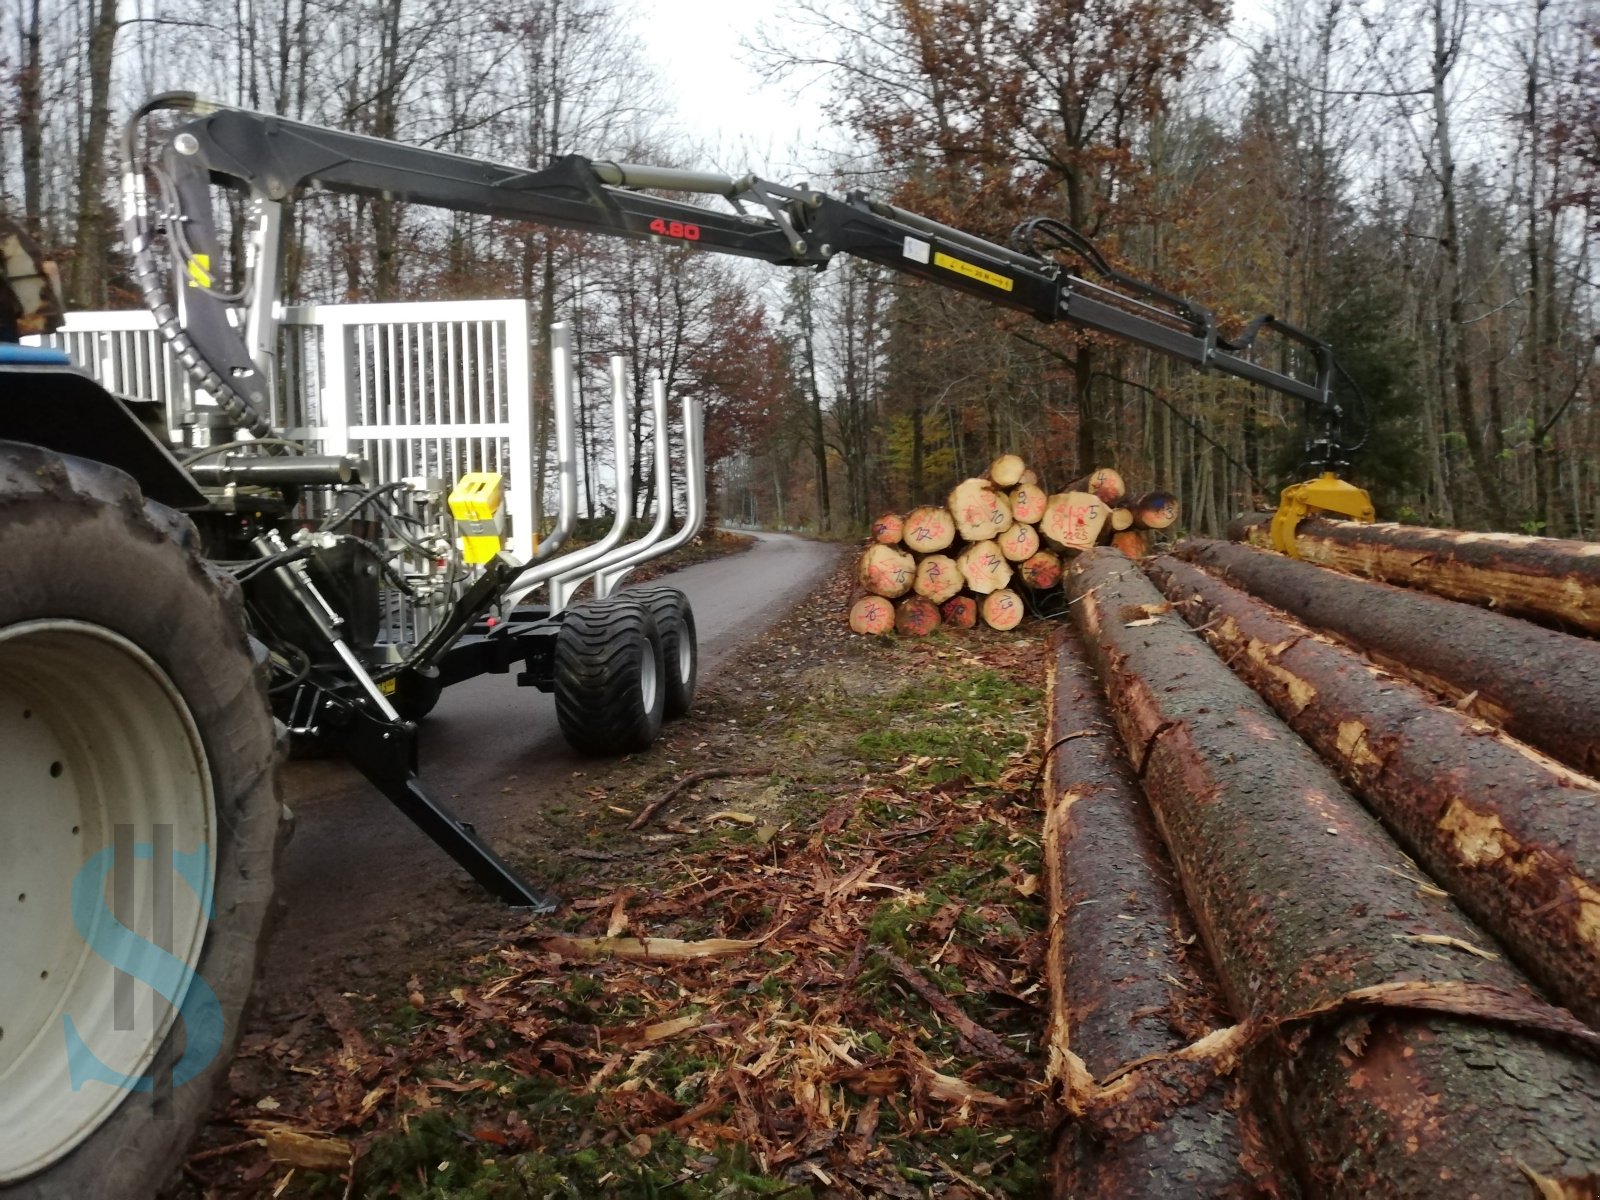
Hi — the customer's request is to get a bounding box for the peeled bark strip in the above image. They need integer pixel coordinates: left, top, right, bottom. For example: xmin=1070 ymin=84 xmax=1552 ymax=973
xmin=989 ymin=453 xmax=1026 ymax=487
xmin=998 ymin=521 xmax=1041 ymax=563
xmin=1231 ymin=512 xmax=1600 ymax=636
xmin=1010 ymin=483 xmax=1047 ymax=524
xmin=1147 ymin=553 xmax=1600 ymax=1026
xmin=870 ymin=511 xmax=904 ymax=545
xmin=895 ymin=595 xmax=942 ymax=637
xmin=980 ymin=588 xmax=1024 ymax=630
xmin=913 ymin=553 xmax=962 ymax=604
xmin=941 ymin=595 xmax=978 ymax=629
xmin=902 ymin=505 xmax=957 ymax=554
xmin=849 ymin=594 xmax=894 ymax=635
xmin=857 ymin=543 xmax=916 ymax=598
xmin=1066 ymin=546 xmax=1600 ymax=1196
xmin=1133 ymin=492 xmax=1180 ymax=530
xmin=1019 ymin=550 xmax=1063 ymax=591
xmin=948 ymin=477 xmax=1015 ymax=542
xmin=1069 ymin=467 xmax=1126 ymax=506
xmin=1044 ymin=630 xmax=1286 ymax=1198
xmin=956 ymin=540 xmax=1014 ymax=594
xmin=1041 ymin=491 xmax=1109 ymax=552
xmin=1173 ymin=537 xmax=1600 ymax=776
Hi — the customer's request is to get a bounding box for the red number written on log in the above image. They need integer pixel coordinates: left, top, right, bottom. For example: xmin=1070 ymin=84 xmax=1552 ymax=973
xmin=649 ymin=218 xmax=701 ymax=241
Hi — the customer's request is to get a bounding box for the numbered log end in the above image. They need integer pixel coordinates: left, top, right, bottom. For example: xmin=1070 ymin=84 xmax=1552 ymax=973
xmin=1009 ymin=483 xmax=1047 ymax=525
xmin=870 ymin=511 xmax=904 ymax=545
xmin=1134 ymin=491 xmax=1181 ymax=530
xmin=998 ymin=521 xmax=1041 ymax=563
xmin=981 ymin=588 xmax=1025 ymax=631
xmin=1018 ymin=550 xmax=1063 ymax=590
xmin=941 ymin=595 xmax=979 ymax=629
xmin=1040 ymin=491 xmax=1110 ymax=552
xmin=1070 ymin=466 xmax=1126 ymax=506
xmin=848 ymin=594 xmax=896 ymax=635
xmin=895 ymin=595 xmax=943 ymax=637
xmin=988 ymin=453 xmax=1027 ymax=487
xmin=902 ymin=505 xmax=957 ymax=554
xmin=914 ymin=553 xmax=964 ymax=604
xmin=857 ymin=543 xmax=917 ymax=598
xmin=956 ymin=539 xmax=1015 ymax=594
xmin=948 ymin=477 xmax=1015 ymax=542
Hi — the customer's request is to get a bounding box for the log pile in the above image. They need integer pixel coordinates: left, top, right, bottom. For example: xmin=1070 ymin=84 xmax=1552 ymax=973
xmin=851 ymin=456 xmax=1181 ymax=636
xmin=1049 ymin=547 xmax=1600 ymax=1196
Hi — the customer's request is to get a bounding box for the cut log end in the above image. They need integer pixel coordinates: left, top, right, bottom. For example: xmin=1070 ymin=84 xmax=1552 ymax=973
xmin=857 ymin=543 xmax=917 ymax=598
xmin=1041 ymin=491 xmax=1110 ymax=552
xmin=980 ymin=588 xmax=1025 ymax=630
xmin=870 ymin=511 xmax=904 ymax=545
xmin=902 ymin=505 xmax=957 ymax=554
xmin=848 ymin=594 xmax=895 ymax=635
xmin=1134 ymin=491 xmax=1181 ymax=530
xmin=1009 ymin=483 xmax=1047 ymax=525
xmin=1018 ymin=550 xmax=1063 ymax=590
xmin=895 ymin=595 xmax=943 ymax=637
xmin=914 ymin=553 xmax=963 ymax=604
xmin=1071 ymin=467 xmax=1126 ymax=506
xmin=988 ymin=453 xmax=1026 ymax=487
xmin=941 ymin=595 xmax=978 ymax=629
xmin=1109 ymin=507 xmax=1135 ymax=531
xmin=956 ymin=540 xmax=1015 ymax=594
xmin=1111 ymin=530 xmax=1148 ymax=559
xmin=998 ymin=521 xmax=1041 ymax=563
xmin=948 ymin=477 xmax=1015 ymax=542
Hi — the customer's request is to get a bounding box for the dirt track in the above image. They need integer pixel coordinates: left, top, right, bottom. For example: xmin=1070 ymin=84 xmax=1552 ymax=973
xmin=255 ymin=531 xmax=844 ymax=1015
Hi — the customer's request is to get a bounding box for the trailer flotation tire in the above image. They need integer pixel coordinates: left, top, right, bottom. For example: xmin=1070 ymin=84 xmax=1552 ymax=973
xmin=630 ymin=587 xmax=697 ymax=719
xmin=0 ymin=441 xmax=283 ymax=1200
xmin=552 ymin=597 xmax=665 ymax=756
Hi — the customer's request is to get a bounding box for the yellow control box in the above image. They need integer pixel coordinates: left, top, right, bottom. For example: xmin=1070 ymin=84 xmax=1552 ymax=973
xmin=448 ymin=471 xmax=506 ymax=564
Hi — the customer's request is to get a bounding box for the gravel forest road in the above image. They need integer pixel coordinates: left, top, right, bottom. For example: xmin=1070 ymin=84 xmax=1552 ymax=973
xmin=256 ymin=531 xmax=843 ymax=1008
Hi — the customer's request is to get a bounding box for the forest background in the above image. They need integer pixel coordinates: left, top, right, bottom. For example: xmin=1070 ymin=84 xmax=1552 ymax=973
xmin=4 ymin=0 xmax=1596 ymax=538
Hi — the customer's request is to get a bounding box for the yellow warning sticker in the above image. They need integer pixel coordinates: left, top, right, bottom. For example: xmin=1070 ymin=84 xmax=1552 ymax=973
xmin=933 ymin=251 xmax=1013 ymax=292
xmin=380 ymin=677 xmax=398 ymax=695
xmin=186 ymin=253 xmax=212 ymax=288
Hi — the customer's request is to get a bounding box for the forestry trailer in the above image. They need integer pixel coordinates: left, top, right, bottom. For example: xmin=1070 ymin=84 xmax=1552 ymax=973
xmin=0 ymin=93 xmax=1366 ymax=1195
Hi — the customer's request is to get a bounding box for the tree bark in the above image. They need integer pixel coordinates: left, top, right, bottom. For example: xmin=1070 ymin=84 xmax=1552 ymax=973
xmin=68 ymin=0 xmax=120 ymax=307
xmin=1043 ymin=629 xmax=1287 ymax=1198
xmin=1147 ymin=553 xmax=1600 ymax=1025
xmin=1066 ymin=547 xmax=1600 ymax=1195
xmin=1229 ymin=513 xmax=1600 ymax=635
xmin=1175 ymin=537 xmax=1600 ymax=775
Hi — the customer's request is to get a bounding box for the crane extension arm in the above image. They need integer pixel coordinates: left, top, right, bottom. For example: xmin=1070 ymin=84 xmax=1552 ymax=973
xmin=124 ymin=93 xmax=1343 ymax=460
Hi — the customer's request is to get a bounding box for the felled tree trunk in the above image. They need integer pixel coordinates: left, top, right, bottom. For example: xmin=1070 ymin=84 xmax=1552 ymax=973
xmin=1230 ymin=513 xmax=1600 ymax=636
xmin=1044 ymin=629 xmax=1287 ymax=1198
xmin=980 ymin=588 xmax=1025 ymax=630
xmin=949 ymin=477 xmax=1015 ymax=541
xmin=849 ymin=594 xmax=894 ymax=635
xmin=956 ymin=540 xmax=1014 ymax=594
xmin=870 ymin=512 xmax=904 ymax=545
xmin=913 ymin=553 xmax=962 ymax=604
xmin=1067 ymin=546 xmax=1600 ymax=1195
xmin=1172 ymin=538 xmax=1600 ymax=776
xmin=902 ymin=505 xmax=957 ymax=553
xmin=895 ymin=595 xmax=941 ymax=637
xmin=857 ymin=543 xmax=916 ymax=598
xmin=1147 ymin=553 xmax=1600 ymax=1026
xmin=1041 ymin=491 xmax=1110 ymax=552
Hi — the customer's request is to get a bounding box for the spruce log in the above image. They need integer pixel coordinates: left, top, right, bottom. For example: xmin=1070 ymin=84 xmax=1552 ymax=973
xmin=1010 ymin=482 xmax=1047 ymax=524
xmin=948 ymin=477 xmax=1015 ymax=542
xmin=1069 ymin=467 xmax=1126 ymax=506
xmin=1019 ymin=550 xmax=1063 ymax=591
xmin=1173 ymin=537 xmax=1600 ymax=776
xmin=870 ymin=511 xmax=904 ymax=545
xmin=998 ymin=521 xmax=1041 ymax=563
xmin=1109 ymin=506 xmax=1135 ymax=531
xmin=1133 ymin=492 xmax=1180 ymax=530
xmin=941 ymin=595 xmax=978 ymax=629
xmin=913 ymin=553 xmax=963 ymax=604
xmin=1040 ymin=491 xmax=1110 ymax=552
xmin=980 ymin=588 xmax=1025 ymax=630
xmin=902 ymin=505 xmax=957 ymax=554
xmin=1230 ymin=512 xmax=1600 ymax=636
xmin=989 ymin=453 xmax=1027 ymax=487
xmin=895 ymin=595 xmax=942 ymax=637
xmin=1045 ymin=629 xmax=1284 ymax=1197
xmin=1110 ymin=530 xmax=1148 ymax=559
xmin=848 ymin=595 xmax=895 ymax=635
xmin=956 ymin=540 xmax=1014 ymax=594
xmin=856 ymin=543 xmax=917 ymax=598
xmin=1147 ymin=553 xmax=1600 ymax=1026
xmin=1066 ymin=546 xmax=1600 ymax=1195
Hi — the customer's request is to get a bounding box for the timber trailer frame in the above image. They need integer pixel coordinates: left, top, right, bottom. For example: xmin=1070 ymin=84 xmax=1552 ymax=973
xmin=0 ymin=91 xmax=1365 ymax=1195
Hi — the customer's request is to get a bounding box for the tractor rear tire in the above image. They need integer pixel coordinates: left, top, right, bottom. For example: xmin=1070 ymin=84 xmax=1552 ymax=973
xmin=553 ymin=597 xmax=665 ymax=756
xmin=631 ymin=586 xmax=697 ymax=719
xmin=0 ymin=442 xmax=282 ymax=1199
